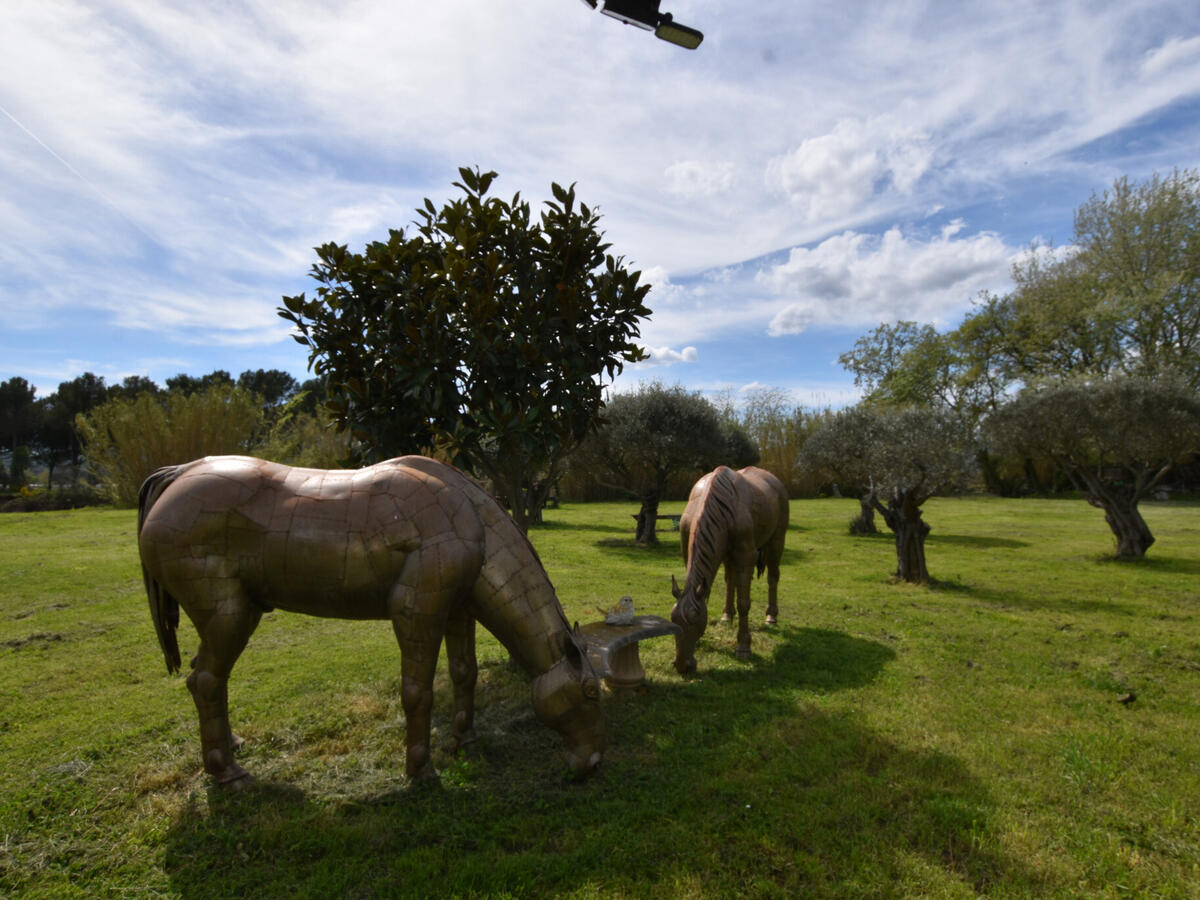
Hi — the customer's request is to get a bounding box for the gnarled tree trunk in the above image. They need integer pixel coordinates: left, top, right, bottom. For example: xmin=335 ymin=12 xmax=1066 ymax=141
xmin=635 ymin=490 xmax=661 ymax=545
xmin=849 ymin=485 xmax=878 ymax=535
xmin=1087 ymin=485 xmax=1155 ymax=559
xmin=875 ymin=488 xmax=931 ymax=584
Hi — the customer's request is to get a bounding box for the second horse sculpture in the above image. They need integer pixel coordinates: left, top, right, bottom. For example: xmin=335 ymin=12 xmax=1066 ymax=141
xmin=138 ymin=455 xmax=604 ymax=787
xmin=670 ymin=465 xmax=789 ymax=674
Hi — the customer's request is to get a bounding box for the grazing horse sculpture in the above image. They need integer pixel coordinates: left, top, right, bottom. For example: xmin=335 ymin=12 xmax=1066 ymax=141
xmin=670 ymin=466 xmax=789 ymax=674
xmin=138 ymin=455 xmax=603 ymax=786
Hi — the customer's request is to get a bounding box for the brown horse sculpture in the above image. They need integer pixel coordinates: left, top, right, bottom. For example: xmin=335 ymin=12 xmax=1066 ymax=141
xmin=138 ymin=455 xmax=603 ymax=786
xmin=670 ymin=465 xmax=789 ymax=674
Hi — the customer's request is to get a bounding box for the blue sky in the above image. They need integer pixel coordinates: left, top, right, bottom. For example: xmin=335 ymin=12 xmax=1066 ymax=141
xmin=3 ymin=0 xmax=1199 ymax=407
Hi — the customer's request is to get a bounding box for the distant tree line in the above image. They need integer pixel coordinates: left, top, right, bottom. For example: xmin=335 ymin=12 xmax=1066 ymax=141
xmin=0 ymin=368 xmax=346 ymax=507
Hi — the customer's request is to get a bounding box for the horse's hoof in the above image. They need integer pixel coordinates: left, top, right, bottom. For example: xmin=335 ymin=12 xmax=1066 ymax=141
xmin=452 ymin=731 xmax=479 ymax=752
xmin=765 ymin=616 xmax=777 ymax=627
xmin=735 ymin=647 xmax=752 ymax=661
xmin=719 ymin=614 xmax=732 ymax=623
xmin=216 ymin=769 xmax=254 ymax=790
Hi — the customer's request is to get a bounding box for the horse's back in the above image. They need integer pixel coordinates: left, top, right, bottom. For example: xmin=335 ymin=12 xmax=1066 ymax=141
xmin=737 ymin=466 xmax=789 ymax=543
xmin=138 ymin=455 xmax=487 ymax=619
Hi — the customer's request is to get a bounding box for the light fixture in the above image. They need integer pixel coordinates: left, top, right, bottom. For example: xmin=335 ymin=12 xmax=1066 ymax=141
xmin=652 ymin=13 xmax=703 ymax=50
xmin=582 ymin=0 xmax=704 ymax=49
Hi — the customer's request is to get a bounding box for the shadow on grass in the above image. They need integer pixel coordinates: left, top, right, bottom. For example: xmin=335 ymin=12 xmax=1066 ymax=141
xmin=533 ymin=519 xmax=632 ymax=536
xmin=1094 ymin=554 xmax=1200 ymax=576
xmin=927 ymin=533 xmax=1030 ymax=549
xmin=161 ymin=626 xmax=1037 ymax=898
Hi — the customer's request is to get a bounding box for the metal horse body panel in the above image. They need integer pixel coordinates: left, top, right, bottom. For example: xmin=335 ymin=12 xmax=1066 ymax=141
xmin=138 ymin=455 xmax=603 ymax=786
xmin=670 ymin=465 xmax=789 ymax=674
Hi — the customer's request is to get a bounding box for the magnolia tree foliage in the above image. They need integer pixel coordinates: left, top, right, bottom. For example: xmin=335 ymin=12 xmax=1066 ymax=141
xmin=279 ymin=168 xmax=652 ymax=533
xmin=984 ymin=374 xmax=1200 ymax=559
xmin=800 ymin=405 xmax=975 ymax=583
xmin=574 ymin=382 xmax=757 ymax=544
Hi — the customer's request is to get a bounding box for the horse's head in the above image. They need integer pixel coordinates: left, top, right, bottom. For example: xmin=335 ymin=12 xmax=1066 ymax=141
xmin=670 ymin=574 xmax=708 ymax=676
xmin=531 ymin=629 xmax=604 ymax=780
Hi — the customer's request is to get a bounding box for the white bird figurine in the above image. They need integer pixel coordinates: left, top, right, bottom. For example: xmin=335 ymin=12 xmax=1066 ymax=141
xmin=598 ymin=595 xmax=635 ymax=626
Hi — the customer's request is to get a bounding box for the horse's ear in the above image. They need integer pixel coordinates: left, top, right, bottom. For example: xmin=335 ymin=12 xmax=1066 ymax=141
xmin=671 ymin=575 xmax=682 ymax=600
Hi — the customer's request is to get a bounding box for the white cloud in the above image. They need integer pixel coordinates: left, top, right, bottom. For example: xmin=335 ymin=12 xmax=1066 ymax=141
xmin=765 ymin=117 xmax=933 ymax=222
xmin=1142 ymin=35 xmax=1200 ymax=76
xmin=761 ymin=222 xmax=1014 ymax=334
xmin=641 ymin=346 xmax=699 ymax=364
xmin=663 ymin=159 xmax=736 ymax=198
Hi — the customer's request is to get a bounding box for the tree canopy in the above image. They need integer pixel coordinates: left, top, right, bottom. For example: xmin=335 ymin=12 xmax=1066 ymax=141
xmin=575 ymin=382 xmax=757 ymax=543
xmin=279 ymin=167 xmax=653 ymax=532
xmin=984 ymin=373 xmax=1200 ymax=558
xmin=800 ymin=404 xmax=975 ymax=582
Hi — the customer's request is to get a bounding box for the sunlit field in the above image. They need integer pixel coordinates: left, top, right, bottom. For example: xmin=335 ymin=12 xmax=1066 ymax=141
xmin=2 ymin=496 xmax=1198 ymax=897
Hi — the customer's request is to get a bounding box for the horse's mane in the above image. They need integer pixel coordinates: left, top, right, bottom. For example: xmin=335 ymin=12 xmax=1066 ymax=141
xmin=678 ymin=466 xmax=738 ymax=626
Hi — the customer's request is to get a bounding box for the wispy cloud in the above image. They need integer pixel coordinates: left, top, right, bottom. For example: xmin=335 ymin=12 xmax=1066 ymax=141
xmin=2 ymin=1 xmax=1198 ymax=396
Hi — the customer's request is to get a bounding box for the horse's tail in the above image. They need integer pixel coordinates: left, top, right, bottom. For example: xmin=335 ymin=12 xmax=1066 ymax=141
xmin=138 ymin=465 xmax=186 ymax=674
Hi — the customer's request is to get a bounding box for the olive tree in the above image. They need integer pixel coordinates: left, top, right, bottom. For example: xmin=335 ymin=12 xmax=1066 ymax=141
xmin=280 ymin=168 xmax=651 ymax=533
xmin=575 ymin=382 xmax=757 ymax=544
xmin=984 ymin=373 xmax=1200 ymax=559
xmin=800 ymin=405 xmax=975 ymax=583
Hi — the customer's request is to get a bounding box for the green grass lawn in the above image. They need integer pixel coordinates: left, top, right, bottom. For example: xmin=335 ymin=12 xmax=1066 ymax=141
xmin=1 ymin=496 xmax=1198 ymax=898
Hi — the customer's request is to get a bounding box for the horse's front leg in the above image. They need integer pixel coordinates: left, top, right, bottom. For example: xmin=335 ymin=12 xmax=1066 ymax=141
xmin=390 ymin=586 xmax=446 ymax=780
xmin=720 ymin=566 xmax=736 ymax=622
xmin=444 ymin=605 xmax=478 ymax=752
xmin=734 ymin=567 xmax=754 ymax=660
xmin=184 ymin=589 xmax=262 ymax=787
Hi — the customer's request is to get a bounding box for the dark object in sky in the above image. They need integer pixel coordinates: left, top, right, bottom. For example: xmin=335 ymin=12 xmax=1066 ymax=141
xmin=579 ymin=0 xmax=704 ymax=49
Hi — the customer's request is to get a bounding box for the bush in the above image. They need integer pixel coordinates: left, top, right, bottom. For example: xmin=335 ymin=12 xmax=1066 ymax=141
xmin=75 ymin=385 xmax=268 ymax=507
xmin=0 ymin=485 xmax=108 ymax=512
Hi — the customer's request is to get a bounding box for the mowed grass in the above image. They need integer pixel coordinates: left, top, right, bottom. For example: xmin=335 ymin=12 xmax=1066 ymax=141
xmin=1 ymin=496 xmax=1198 ymax=898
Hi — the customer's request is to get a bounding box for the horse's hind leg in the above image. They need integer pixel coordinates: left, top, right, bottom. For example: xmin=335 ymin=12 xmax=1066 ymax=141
xmin=184 ymin=588 xmax=262 ymax=787
xmin=764 ymin=533 xmax=785 ymax=626
xmin=444 ymin=605 xmax=478 ymax=752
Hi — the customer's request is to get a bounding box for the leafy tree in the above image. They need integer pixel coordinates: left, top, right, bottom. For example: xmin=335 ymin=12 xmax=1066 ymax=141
xmin=108 ymin=375 xmax=161 ymax=401
xmin=998 ymin=169 xmax=1200 ymax=388
xmin=0 ymin=377 xmax=38 ymax=489
xmin=37 ymin=372 xmax=110 ymax=486
xmin=838 ymin=322 xmax=937 ymax=400
xmin=237 ymin=369 xmax=300 ymax=407
xmin=279 ymin=167 xmax=652 ymax=532
xmin=1073 ymin=169 xmax=1200 ymax=382
xmin=575 ymin=382 xmax=757 ymax=544
xmin=165 ymin=370 xmax=234 ymax=396
xmin=800 ymin=405 xmax=975 ymax=583
xmin=984 ymin=373 xmax=1200 ymax=559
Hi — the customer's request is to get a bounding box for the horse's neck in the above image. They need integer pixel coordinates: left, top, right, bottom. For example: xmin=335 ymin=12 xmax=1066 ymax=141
xmin=685 ymin=525 xmax=727 ymax=596
xmin=472 ymin=504 xmax=571 ymax=676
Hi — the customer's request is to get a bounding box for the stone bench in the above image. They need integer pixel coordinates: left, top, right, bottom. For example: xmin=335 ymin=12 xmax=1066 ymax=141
xmin=578 ymin=614 xmax=681 ymax=690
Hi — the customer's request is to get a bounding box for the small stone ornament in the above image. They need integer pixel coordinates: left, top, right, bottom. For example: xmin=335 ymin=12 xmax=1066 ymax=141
xmin=598 ymin=595 xmax=636 ymax=626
